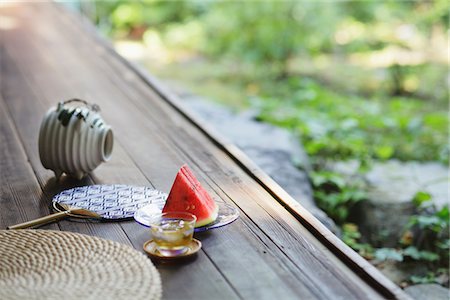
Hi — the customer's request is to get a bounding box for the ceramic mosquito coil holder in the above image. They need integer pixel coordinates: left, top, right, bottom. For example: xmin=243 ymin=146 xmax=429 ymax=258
xmin=38 ymin=99 xmax=114 ymax=180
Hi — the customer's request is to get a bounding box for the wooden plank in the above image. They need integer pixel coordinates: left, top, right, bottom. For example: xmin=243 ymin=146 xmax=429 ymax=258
xmin=29 ymin=1 xmax=404 ymax=298
xmin=0 ymin=95 xmax=58 ymax=231
xmin=0 ymin=47 xmax=131 ymax=244
xmin=42 ymin=9 xmax=388 ymax=300
xmin=28 ymin=4 xmax=388 ymax=300
xmin=0 ymin=42 xmax=241 ymax=300
xmin=0 ymin=7 xmax=242 ymax=300
xmin=63 ymin=6 xmax=410 ymax=300
xmin=33 ymin=6 xmax=384 ymax=300
xmin=1 ymin=6 xmax=322 ymax=299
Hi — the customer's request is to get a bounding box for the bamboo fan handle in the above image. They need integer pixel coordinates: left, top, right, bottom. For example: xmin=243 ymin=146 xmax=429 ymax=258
xmin=7 ymin=211 xmax=71 ymax=230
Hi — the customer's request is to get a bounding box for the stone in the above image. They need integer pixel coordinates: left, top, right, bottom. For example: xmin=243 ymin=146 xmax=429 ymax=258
xmin=365 ymin=160 xmax=449 ymax=208
xmin=350 ymin=200 xmax=415 ymax=247
xmin=405 ymin=284 xmax=450 ymax=300
xmin=331 ymin=160 xmax=449 ymax=208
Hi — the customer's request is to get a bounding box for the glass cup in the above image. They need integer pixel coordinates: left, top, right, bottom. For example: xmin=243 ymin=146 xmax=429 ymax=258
xmin=149 ymin=212 xmax=197 ymax=257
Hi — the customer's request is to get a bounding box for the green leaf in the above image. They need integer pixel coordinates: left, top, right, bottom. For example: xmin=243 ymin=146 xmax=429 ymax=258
xmin=310 ymin=171 xmax=346 ymax=189
xmin=403 ymin=246 xmax=421 ymax=260
xmin=418 ymin=251 xmax=439 ymax=262
xmin=410 ymin=274 xmax=438 ymax=284
xmin=375 ymin=145 xmax=394 ymax=159
xmin=412 ymin=191 xmax=432 ymax=207
xmin=374 ymin=248 xmax=403 ymax=262
xmin=341 ymin=188 xmax=367 ymax=202
xmin=111 ymin=3 xmax=143 ymax=29
xmin=436 ymin=206 xmax=449 ymax=221
xmin=342 ymin=223 xmax=361 ymax=239
xmin=336 ymin=207 xmax=349 ymax=222
xmin=436 ymin=239 xmax=450 ymax=250
xmin=403 ymin=246 xmax=439 ymax=261
xmin=415 ymin=215 xmax=442 ymax=229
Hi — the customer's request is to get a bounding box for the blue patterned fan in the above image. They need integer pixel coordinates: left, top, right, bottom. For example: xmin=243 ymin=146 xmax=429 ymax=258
xmin=52 ymin=184 xmax=167 ymax=220
xmin=8 ymin=185 xmax=167 ymax=229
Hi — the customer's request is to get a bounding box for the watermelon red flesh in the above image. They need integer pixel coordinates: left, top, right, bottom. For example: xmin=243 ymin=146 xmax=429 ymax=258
xmin=163 ymin=165 xmax=219 ymax=227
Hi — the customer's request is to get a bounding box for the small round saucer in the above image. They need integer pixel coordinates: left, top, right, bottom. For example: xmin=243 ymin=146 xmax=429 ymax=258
xmin=143 ymin=239 xmax=202 ymax=260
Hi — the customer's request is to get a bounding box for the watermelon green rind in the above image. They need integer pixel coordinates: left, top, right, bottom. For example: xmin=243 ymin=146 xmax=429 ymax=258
xmin=196 ymin=204 xmax=219 ymax=227
xmin=163 ymin=165 xmax=219 ymax=228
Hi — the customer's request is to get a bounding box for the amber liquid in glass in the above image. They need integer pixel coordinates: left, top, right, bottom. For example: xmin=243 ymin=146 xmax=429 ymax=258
xmin=151 ymin=219 xmax=194 ymax=256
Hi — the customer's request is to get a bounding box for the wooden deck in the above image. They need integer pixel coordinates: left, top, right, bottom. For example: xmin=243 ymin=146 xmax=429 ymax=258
xmin=0 ymin=3 xmax=410 ymax=300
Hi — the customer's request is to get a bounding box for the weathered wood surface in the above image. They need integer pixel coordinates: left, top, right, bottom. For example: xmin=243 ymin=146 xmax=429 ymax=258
xmin=0 ymin=3 xmax=410 ymax=300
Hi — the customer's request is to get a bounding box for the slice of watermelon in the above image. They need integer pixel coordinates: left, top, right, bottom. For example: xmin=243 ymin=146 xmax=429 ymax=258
xmin=163 ymin=164 xmax=219 ymax=227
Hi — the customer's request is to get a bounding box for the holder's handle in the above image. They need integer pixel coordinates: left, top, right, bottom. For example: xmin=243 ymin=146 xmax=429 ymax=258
xmin=7 ymin=211 xmax=71 ymax=230
xmin=58 ymin=98 xmax=100 ymax=112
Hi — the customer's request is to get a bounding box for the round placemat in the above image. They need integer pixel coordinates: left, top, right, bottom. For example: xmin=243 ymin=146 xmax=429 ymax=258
xmin=0 ymin=230 xmax=161 ymax=300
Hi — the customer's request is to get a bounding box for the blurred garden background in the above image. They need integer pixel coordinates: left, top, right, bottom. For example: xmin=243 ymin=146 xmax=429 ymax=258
xmin=67 ymin=0 xmax=449 ymax=291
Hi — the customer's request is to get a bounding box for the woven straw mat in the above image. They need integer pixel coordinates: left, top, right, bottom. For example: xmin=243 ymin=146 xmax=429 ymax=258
xmin=0 ymin=230 xmax=161 ymax=300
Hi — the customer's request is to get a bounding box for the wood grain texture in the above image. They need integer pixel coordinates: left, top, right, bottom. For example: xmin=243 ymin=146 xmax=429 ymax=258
xmin=0 ymin=10 xmax=313 ymax=298
xmin=0 ymin=26 xmax=238 ymax=300
xmin=0 ymin=96 xmax=58 ymax=232
xmin=0 ymin=2 xmax=411 ymax=300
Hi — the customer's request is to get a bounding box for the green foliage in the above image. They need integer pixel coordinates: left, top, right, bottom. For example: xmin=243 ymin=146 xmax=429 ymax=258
xmin=373 ymin=246 xmax=439 ymax=263
xmin=372 ymin=241 xmax=438 ymax=265
xmin=94 ymin=1 xmax=205 ymax=38
xmin=410 ymin=273 xmax=440 ymax=285
xmin=200 ymin=1 xmax=338 ymax=75
xmin=342 ymin=223 xmax=373 ymax=259
xmin=403 ymin=246 xmax=439 ymax=262
xmin=374 ymin=248 xmax=404 ymax=262
xmin=370 ymin=245 xmax=442 ymax=282
xmin=110 ymin=2 xmax=143 ymax=30
xmin=340 ymin=192 xmax=449 ymax=285
xmin=409 ymin=268 xmax=449 ymax=285
xmin=255 ymin=78 xmax=448 ymax=164
xmin=409 ymin=199 xmax=449 ymax=234
xmin=96 ymin=0 xmax=447 ymax=87
xmin=403 ymin=200 xmax=449 ymax=284
xmin=311 ymin=171 xmax=366 ymax=224
xmin=400 ymin=195 xmax=449 ymax=283
xmin=412 ymin=191 xmax=432 ymax=207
